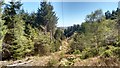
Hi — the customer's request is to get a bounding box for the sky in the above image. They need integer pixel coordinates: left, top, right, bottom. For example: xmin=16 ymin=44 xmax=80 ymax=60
xmin=4 ymin=0 xmax=120 ymax=2
xmin=53 ymin=2 xmax=118 ymax=27
xmin=4 ymin=0 xmax=119 ymax=27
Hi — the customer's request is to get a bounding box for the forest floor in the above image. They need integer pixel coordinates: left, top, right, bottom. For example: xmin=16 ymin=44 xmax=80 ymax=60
xmin=0 ymin=40 xmax=120 ymax=67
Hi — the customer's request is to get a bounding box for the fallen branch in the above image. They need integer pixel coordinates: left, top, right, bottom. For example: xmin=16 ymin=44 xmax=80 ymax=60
xmin=7 ymin=60 xmax=32 ymax=66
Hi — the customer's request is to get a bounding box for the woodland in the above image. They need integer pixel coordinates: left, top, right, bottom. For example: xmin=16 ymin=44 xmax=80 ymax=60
xmin=0 ymin=0 xmax=120 ymax=67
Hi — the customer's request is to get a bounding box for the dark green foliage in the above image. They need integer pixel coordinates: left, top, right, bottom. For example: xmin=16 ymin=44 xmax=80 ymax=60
xmin=105 ymin=11 xmax=111 ymax=19
xmin=117 ymin=8 xmax=120 ymax=43
xmin=111 ymin=10 xmax=117 ymax=20
xmin=19 ymin=10 xmax=37 ymax=28
xmin=4 ymin=15 xmax=34 ymax=60
xmin=50 ymin=40 xmax=61 ymax=53
xmin=0 ymin=1 xmax=6 ymax=51
xmin=80 ymin=48 xmax=98 ymax=59
xmin=100 ymin=46 xmax=120 ymax=58
xmin=52 ymin=28 xmax=65 ymax=52
xmin=113 ymin=47 xmax=120 ymax=58
xmin=34 ymin=33 xmax=51 ymax=56
xmin=105 ymin=8 xmax=119 ymax=20
xmin=2 ymin=43 xmax=11 ymax=60
xmin=64 ymin=24 xmax=81 ymax=37
xmin=1 ymin=0 xmax=60 ymax=60
xmin=54 ymin=28 xmax=65 ymax=40
xmin=2 ymin=1 xmax=35 ymax=60
xmin=73 ymin=50 xmax=81 ymax=55
xmin=3 ymin=1 xmax=22 ymax=27
xmin=34 ymin=42 xmax=51 ymax=56
xmin=61 ymin=33 xmax=66 ymax=40
xmin=53 ymin=40 xmax=61 ymax=52
xmin=70 ymin=34 xmax=86 ymax=52
xmin=35 ymin=2 xmax=58 ymax=36
xmin=2 ymin=1 xmax=23 ymax=60
xmin=50 ymin=37 xmax=62 ymax=52
xmin=54 ymin=28 xmax=62 ymax=40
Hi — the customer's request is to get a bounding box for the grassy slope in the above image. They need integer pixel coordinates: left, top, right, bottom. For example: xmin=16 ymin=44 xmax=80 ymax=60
xmin=1 ymin=39 xmax=120 ymax=67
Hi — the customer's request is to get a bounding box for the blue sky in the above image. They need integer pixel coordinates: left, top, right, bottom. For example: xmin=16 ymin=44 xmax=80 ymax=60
xmin=22 ymin=2 xmax=118 ymax=27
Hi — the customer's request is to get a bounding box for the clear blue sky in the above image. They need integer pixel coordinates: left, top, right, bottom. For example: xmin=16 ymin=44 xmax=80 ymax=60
xmin=22 ymin=2 xmax=118 ymax=27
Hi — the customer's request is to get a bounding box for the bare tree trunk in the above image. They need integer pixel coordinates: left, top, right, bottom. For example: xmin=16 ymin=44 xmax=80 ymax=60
xmin=44 ymin=25 xmax=47 ymax=35
xmin=50 ymin=30 xmax=53 ymax=42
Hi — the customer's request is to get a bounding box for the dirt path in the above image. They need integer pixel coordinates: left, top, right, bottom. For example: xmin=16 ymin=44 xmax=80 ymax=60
xmin=60 ymin=39 xmax=69 ymax=53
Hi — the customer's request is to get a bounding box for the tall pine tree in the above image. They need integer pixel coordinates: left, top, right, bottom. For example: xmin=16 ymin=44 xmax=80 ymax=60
xmin=2 ymin=1 xmax=34 ymax=60
xmin=117 ymin=8 xmax=120 ymax=43
xmin=0 ymin=0 xmax=6 ymax=53
xmin=35 ymin=1 xmax=58 ymax=37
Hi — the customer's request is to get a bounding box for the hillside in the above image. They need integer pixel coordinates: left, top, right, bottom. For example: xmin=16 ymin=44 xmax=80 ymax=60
xmin=1 ymin=39 xmax=120 ymax=67
xmin=0 ymin=0 xmax=120 ymax=67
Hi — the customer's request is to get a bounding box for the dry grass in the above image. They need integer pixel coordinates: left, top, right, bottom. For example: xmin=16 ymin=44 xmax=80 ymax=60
xmin=74 ymin=56 xmax=120 ymax=66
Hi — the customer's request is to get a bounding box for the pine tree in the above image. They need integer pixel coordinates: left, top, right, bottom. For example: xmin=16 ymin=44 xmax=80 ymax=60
xmin=3 ymin=1 xmax=22 ymax=45
xmin=3 ymin=1 xmax=22 ymax=27
xmin=0 ymin=1 xmax=6 ymax=52
xmin=111 ymin=10 xmax=117 ymax=20
xmin=54 ymin=28 xmax=63 ymax=40
xmin=105 ymin=11 xmax=111 ymax=19
xmin=85 ymin=9 xmax=103 ymax=23
xmin=11 ymin=15 xmax=34 ymax=59
xmin=2 ymin=1 xmax=34 ymax=60
xmin=117 ymin=8 xmax=120 ymax=43
xmin=35 ymin=1 xmax=58 ymax=36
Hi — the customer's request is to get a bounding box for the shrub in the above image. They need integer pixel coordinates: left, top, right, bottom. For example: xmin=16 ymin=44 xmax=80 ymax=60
xmin=61 ymin=34 xmax=66 ymax=40
xmin=60 ymin=51 xmax=64 ymax=58
xmin=98 ymin=47 xmax=106 ymax=55
xmin=80 ymin=48 xmax=98 ymax=59
xmin=100 ymin=46 xmax=120 ymax=58
xmin=47 ymin=58 xmax=59 ymax=66
xmin=112 ymin=47 xmax=120 ymax=58
xmin=34 ymin=41 xmax=51 ymax=56
xmin=73 ymin=50 xmax=81 ymax=55
xmin=54 ymin=40 xmax=61 ymax=52
xmin=100 ymin=50 xmax=113 ymax=58
xmin=50 ymin=39 xmax=61 ymax=53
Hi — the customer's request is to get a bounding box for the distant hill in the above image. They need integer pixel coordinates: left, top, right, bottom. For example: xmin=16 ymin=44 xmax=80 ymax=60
xmin=57 ymin=27 xmax=67 ymax=30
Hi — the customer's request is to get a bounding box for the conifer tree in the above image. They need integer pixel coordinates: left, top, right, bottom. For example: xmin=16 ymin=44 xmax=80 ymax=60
xmin=2 ymin=1 xmax=34 ymax=60
xmin=105 ymin=11 xmax=111 ymax=19
xmin=3 ymin=1 xmax=22 ymax=45
xmin=117 ymin=8 xmax=120 ymax=43
xmin=11 ymin=15 xmax=34 ymax=59
xmin=0 ymin=0 xmax=6 ymax=51
xmin=35 ymin=1 xmax=58 ymax=36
